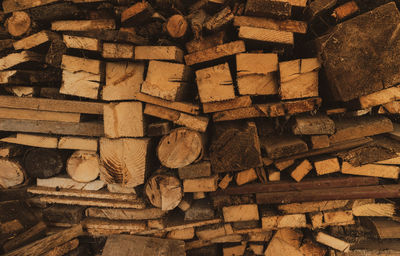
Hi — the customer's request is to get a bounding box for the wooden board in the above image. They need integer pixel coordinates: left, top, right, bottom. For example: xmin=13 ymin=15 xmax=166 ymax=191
xmin=183 ymin=175 xmax=218 ymax=193
xmin=359 ymin=85 xmax=400 ymax=109
xmin=2 ymin=0 xmax=59 ymax=13
xmin=102 ymin=43 xmax=134 ymax=59
xmin=1 ymin=133 xmax=58 ymax=148
xmin=262 ymin=214 xmax=306 ymax=230
xmin=278 ymin=200 xmax=349 ymax=214
xmin=222 ymin=204 xmax=259 ymax=222
xmin=51 ymin=19 xmax=116 ymax=31
xmin=291 ymin=159 xmax=312 ymax=182
xmin=184 ymin=40 xmax=245 ymax=66
xmin=234 ymin=16 xmax=307 ymax=34
xmin=36 ymin=177 xmax=105 ymax=190
xmin=135 ymin=46 xmax=183 ymax=63
xmin=0 ymin=107 xmax=80 ymax=123
xmin=0 ymin=51 xmax=42 ymax=70
xmin=260 ymin=135 xmax=308 ymax=159
xmin=315 ymin=232 xmax=350 ymax=252
xmin=136 ymin=92 xmax=200 ymax=115
xmin=314 ymin=157 xmax=340 ymax=175
xmin=63 ymin=35 xmax=100 ymax=51
xmin=178 ymin=161 xmax=211 ymax=179
xmin=245 ymin=0 xmax=291 ymax=19
xmin=342 ymin=162 xmax=400 ymax=179
xmin=86 ymin=208 xmax=166 ymax=220
xmin=58 ymin=137 xmax=98 ymax=151
xmin=202 ymin=96 xmax=252 ymax=113
xmin=239 ymin=26 xmax=294 ymax=45
xmin=13 ymin=30 xmax=59 ymax=50
xmin=61 ymin=55 xmax=101 ymax=74
xmin=121 ymin=1 xmax=154 ymax=26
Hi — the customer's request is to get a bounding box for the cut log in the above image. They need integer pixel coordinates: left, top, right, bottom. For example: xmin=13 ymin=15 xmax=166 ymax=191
xmin=261 ymin=213 xmax=306 ymax=230
xmin=102 ymin=62 xmax=144 ymax=101
xmin=315 ymin=232 xmax=350 ymax=253
xmin=3 ymin=221 xmax=47 ymax=253
xmin=196 ymin=63 xmax=235 ymax=103
xmin=210 ymin=122 xmax=263 ymax=172
xmin=278 ymin=200 xmax=349 ymax=214
xmin=204 ymin=6 xmax=234 ymax=32
xmin=202 ymin=96 xmax=252 ymax=113
xmin=100 ymin=137 xmax=151 ymax=188
xmin=63 ymin=35 xmax=100 ymax=51
xmin=234 ymin=16 xmax=307 ymax=34
xmin=260 ymin=135 xmax=308 ymax=159
xmin=66 ymin=151 xmax=100 ymax=183
xmin=157 ymin=128 xmax=204 ymax=169
xmin=166 ymin=15 xmax=188 ymax=39
xmin=58 ymin=137 xmax=98 ymax=151
xmin=178 ymin=161 xmax=211 ymax=179
xmin=329 ymin=116 xmax=393 ymax=144
xmin=51 ymin=19 xmax=116 ymax=31
xmin=332 ymin=1 xmax=359 ymax=20
xmin=239 ymin=26 xmax=293 ymax=45
xmin=86 ymin=207 xmax=166 ymax=220
xmin=1 ymin=133 xmax=58 ymax=148
xmin=42 ymin=239 xmax=79 ymax=256
xmin=236 ymin=168 xmax=258 ymax=186
xmin=104 ymin=102 xmax=145 ymax=138
xmin=145 ymin=172 xmax=182 ymax=211
xmin=314 ymin=157 xmax=340 ymax=175
xmin=102 ymin=43 xmax=134 ymax=59
xmin=315 ymin=2 xmax=400 ymax=101
xmin=245 ymin=0 xmax=291 ymax=19
xmin=141 ymin=60 xmax=191 ymax=101
xmin=0 ymin=107 xmax=80 ymax=123
xmin=24 ymin=148 xmax=63 ymax=179
xmin=135 ymin=46 xmax=183 ymax=63
xmin=222 ymin=204 xmax=259 ymax=222
xmin=342 ymin=162 xmax=400 ymax=179
xmin=101 ymin=235 xmax=185 ymax=256
xmin=2 ymin=224 xmax=83 ymax=256
xmin=292 ymin=115 xmax=334 ymax=135
xmin=121 ymin=2 xmax=154 ymax=26
xmin=183 ymin=175 xmax=218 ymax=193
xmin=0 ymin=51 xmax=42 ymax=70
xmin=311 ymin=135 xmax=330 ymax=149
xmin=6 ymin=11 xmax=31 ymax=37
xmin=37 ymin=177 xmax=105 ymax=191
xmin=0 ymin=158 xmax=25 ymax=188
xmin=184 ymin=40 xmax=245 ymax=66
xmin=13 ymin=30 xmax=59 ymax=50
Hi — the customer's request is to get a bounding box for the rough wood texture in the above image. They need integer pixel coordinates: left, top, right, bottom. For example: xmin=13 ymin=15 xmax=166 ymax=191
xmin=292 ymin=115 xmax=334 ymax=135
xmin=359 ymin=85 xmax=400 ymax=109
xmin=0 ymin=51 xmax=42 ymax=70
xmin=245 ymin=0 xmax=291 ymax=19
xmin=121 ymin=2 xmax=154 ymax=26
xmin=102 ymin=42 xmax=134 ymax=59
xmin=0 ymin=158 xmax=25 ymax=188
xmin=314 ymin=157 xmax=340 ymax=175
xmin=308 ymin=0 xmax=337 ymax=18
xmin=369 ymin=219 xmax=400 ymax=239
xmin=210 ymin=122 xmax=263 ymax=173
xmin=166 ymin=15 xmax=188 ymax=39
xmin=157 ymin=128 xmax=204 ymax=169
xmin=278 ymin=200 xmax=349 ymax=214
xmin=37 ymin=177 xmax=105 ymax=190
xmin=332 ymin=1 xmax=359 ymax=20
xmin=63 ymin=35 xmax=100 ymax=51
xmin=6 ymin=11 xmax=31 ymax=37
xmin=184 ymin=40 xmax=245 ymax=66
xmin=60 ymin=70 xmax=100 ymax=99
xmin=101 ymin=235 xmax=185 ymax=256
xmin=236 ymin=168 xmax=258 ymax=186
xmin=202 ymin=96 xmax=252 ymax=113
xmin=222 ymin=204 xmax=259 ymax=222
xmin=1 ymin=133 xmax=58 ymax=148
xmin=262 ymin=213 xmax=306 ymax=230
xmin=342 ymin=162 xmax=400 ymax=179
xmin=42 ymin=239 xmax=79 ymax=256
xmin=86 ymin=208 xmax=166 ymax=220
xmin=183 ymin=175 xmax=218 ymax=193
xmin=67 ymin=151 xmax=100 ymax=183
xmin=239 ymin=26 xmax=294 ymax=45
xmin=51 ymin=19 xmax=116 ymax=31
xmin=3 ymin=221 xmax=47 ymax=253
xmin=315 ymin=232 xmax=350 ymax=253
xmin=261 ymin=135 xmax=308 ymax=159
xmin=24 ymin=148 xmax=63 ymax=178
xmin=136 ymin=92 xmax=200 ymax=115
xmin=0 ymin=107 xmax=80 ymax=123
xmin=2 ymin=0 xmax=59 ymax=13
xmin=234 ymin=16 xmax=307 ymax=34
xmin=178 ymin=161 xmax=211 ymax=179
xmin=185 ymin=31 xmax=226 ymax=53
xmin=291 ymin=159 xmax=313 ymax=182
xmin=58 ymin=137 xmax=98 ymax=151
xmin=135 ymin=46 xmax=183 ymax=63
xmin=311 ymin=135 xmax=330 ymax=149
xmin=100 ymin=138 xmax=151 ymax=188
xmin=264 ymin=229 xmax=303 ymax=256
xmin=316 ymin=2 xmax=400 ymax=101
xmin=145 ymin=172 xmax=182 ymax=211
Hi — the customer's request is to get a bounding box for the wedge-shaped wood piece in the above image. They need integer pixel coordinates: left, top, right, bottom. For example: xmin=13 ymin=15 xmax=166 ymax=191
xmin=329 ymin=116 xmax=393 ymax=144
xmin=2 ymin=0 xmax=59 ymax=13
xmin=0 ymin=51 xmax=42 ymax=70
xmin=261 ymin=135 xmax=308 ymax=159
xmin=37 ymin=177 xmax=105 ymax=190
xmin=51 ymin=19 xmax=116 ymax=31
xmin=291 ymin=159 xmax=312 ymax=182
xmin=13 ymin=30 xmax=59 ymax=50
xmin=245 ymin=0 xmax=291 ymax=19
xmin=141 ymin=60 xmax=191 ymax=101
xmin=0 ymin=107 xmax=80 ymax=123
xmin=315 ymin=232 xmax=350 ymax=253
xmin=314 ymin=157 xmax=340 ymax=175
xmin=234 ymin=16 xmax=307 ymax=34
xmin=102 ymin=234 xmax=184 ymax=256
xmin=342 ymin=162 xmax=400 ymax=179
xmin=86 ymin=207 xmax=166 ymax=220
xmin=135 ymin=46 xmax=183 ymax=63
xmin=178 ymin=161 xmax=211 ymax=179
xmin=121 ymin=1 xmax=154 ymax=26
xmin=278 ymin=200 xmax=349 ymax=214
xmin=264 ymin=229 xmax=303 ymax=256
xmin=292 ymin=115 xmax=334 ymax=135
xmin=222 ymin=204 xmax=259 ymax=222
xmin=58 ymin=137 xmax=98 ymax=151
xmin=63 ymin=35 xmax=100 ymax=51
xmin=315 ymin=2 xmax=400 ymax=101
xmin=100 ymin=138 xmax=151 ymax=188
xmin=239 ymin=26 xmax=294 ymax=45
xmin=60 ymin=70 xmax=100 ymax=99
xmin=185 ymin=40 xmax=245 ymax=66
xmin=196 ymin=63 xmax=235 ymax=103
xmin=61 ymin=55 xmax=101 ymax=74
xmin=102 ymin=62 xmax=144 ymax=101
xmin=104 ymin=102 xmax=144 ymax=138
xmin=203 ymin=96 xmax=252 ymax=113
xmin=1 ymin=133 xmax=58 ymax=148
xmin=0 ymin=119 xmax=103 ymax=136
xmin=0 ymin=95 xmax=104 ymax=114
xmin=102 ymin=43 xmax=134 ymax=59
xmin=262 ymin=214 xmax=306 ymax=230
xmin=183 ymin=175 xmax=218 ymax=193
xmin=360 ymin=86 xmax=400 ymax=109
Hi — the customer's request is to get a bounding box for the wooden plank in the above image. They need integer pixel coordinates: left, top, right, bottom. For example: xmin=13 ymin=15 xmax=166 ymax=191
xmin=183 ymin=175 xmax=218 ymax=193
xmin=136 ymin=92 xmax=199 ymax=115
xmin=278 ymin=200 xmax=349 ymax=214
xmin=86 ymin=208 xmax=166 ymax=220
xmin=342 ymin=162 xmax=400 ymax=179
xmin=42 ymin=239 xmax=79 ymax=256
xmin=314 ymin=157 xmax=340 ymax=175
xmin=3 ymin=225 xmax=83 ymax=256
xmin=0 ymin=95 xmax=104 ymax=114
xmin=63 ymin=35 xmax=100 ymax=51
xmin=262 ymin=214 xmax=306 ymax=230
xmin=353 ymin=202 xmax=395 ymax=217
xmin=1 ymin=133 xmax=58 ymax=148
xmin=121 ymin=1 xmax=154 ymax=26
xmin=135 ymin=46 xmax=183 ymax=63
xmin=369 ymin=219 xmax=400 ymax=239
xmin=102 ymin=43 xmax=134 ymax=59
xmin=51 ymin=19 xmax=116 ymax=31
xmin=0 ymin=119 xmax=103 ymax=136
xmin=0 ymin=51 xmax=42 ymax=70
xmin=245 ymin=0 xmax=291 ymax=19
xmin=0 ymin=107 xmax=80 ymax=123
xmin=60 ymin=70 xmax=100 ymax=99
xmin=202 ymin=96 xmax=252 ymax=113
xmin=61 ymin=55 xmax=100 ymax=74
xmin=316 ymin=232 xmax=350 ymax=253
xmin=37 ymin=177 xmax=105 ymax=190
xmin=311 ymin=135 xmax=330 ymax=149
xmin=184 ymin=40 xmax=245 ymax=66
xmin=178 ymin=161 xmax=211 ymax=179
xmin=291 ymin=159 xmax=312 ymax=182
xmin=3 ymin=221 xmax=47 ymax=252
xmin=104 ymin=102 xmax=144 ymax=138
xmin=236 ymin=168 xmax=258 ymax=186
xmin=360 ymin=85 xmax=400 ymax=109
xmin=58 ymin=137 xmax=98 ymax=151
xmin=239 ymin=26 xmax=293 ymax=45
xmin=265 ymin=229 xmax=303 ymax=256
xmin=234 ymin=16 xmax=307 ymax=34
xmin=2 ymin=0 xmax=59 ymax=13
xmin=292 ymin=115 xmax=334 ymax=135
xmin=276 ymin=0 xmax=307 ymax=7
xmin=256 ymin=184 xmax=400 ymax=204
xmin=222 ymin=204 xmax=259 ymax=222
xmin=138 ymin=218 xmax=222 ymax=235
xmin=261 ymin=135 xmax=308 ymax=159
xmin=37 ymin=196 xmax=146 ymax=209
xmin=13 ymin=30 xmax=59 ymax=50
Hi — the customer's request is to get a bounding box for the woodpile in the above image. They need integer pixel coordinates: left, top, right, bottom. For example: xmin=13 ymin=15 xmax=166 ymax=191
xmin=2 ymin=0 xmax=400 ymax=255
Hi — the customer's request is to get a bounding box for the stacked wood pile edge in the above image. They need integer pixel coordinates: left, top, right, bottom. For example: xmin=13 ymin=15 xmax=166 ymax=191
xmin=2 ymin=0 xmax=400 ymax=255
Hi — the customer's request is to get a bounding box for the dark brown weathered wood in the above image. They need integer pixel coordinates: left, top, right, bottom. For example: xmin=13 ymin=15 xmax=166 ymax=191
xmin=292 ymin=115 xmax=335 ymax=135
xmin=245 ymin=0 xmax=291 ymax=19
xmin=23 ymin=148 xmax=63 ymax=178
xmin=185 ymin=199 xmax=215 ymax=221
xmin=101 ymin=235 xmax=185 ymax=256
xmin=256 ymin=184 xmax=400 ymax=204
xmin=43 ymin=205 xmax=84 ymax=225
xmin=260 ymin=135 xmax=308 ymax=159
xmin=337 ymin=143 xmax=397 ymax=166
xmin=3 ymin=221 xmax=47 ymax=252
xmin=3 ymin=224 xmax=83 ymax=256
xmin=211 ymin=176 xmax=379 ymax=196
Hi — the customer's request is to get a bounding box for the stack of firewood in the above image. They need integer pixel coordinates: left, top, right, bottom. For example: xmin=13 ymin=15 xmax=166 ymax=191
xmin=2 ymin=0 xmax=400 ymax=255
